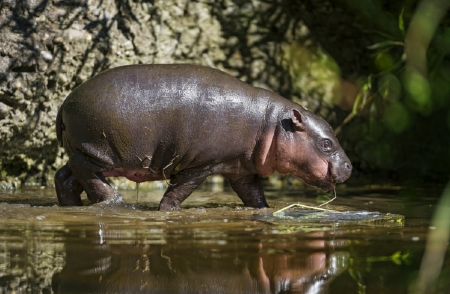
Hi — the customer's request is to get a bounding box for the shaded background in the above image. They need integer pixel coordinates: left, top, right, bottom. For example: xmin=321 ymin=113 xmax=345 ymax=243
xmin=0 ymin=0 xmax=449 ymax=188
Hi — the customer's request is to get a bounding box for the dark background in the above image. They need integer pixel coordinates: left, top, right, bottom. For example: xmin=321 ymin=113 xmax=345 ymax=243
xmin=0 ymin=0 xmax=449 ymax=188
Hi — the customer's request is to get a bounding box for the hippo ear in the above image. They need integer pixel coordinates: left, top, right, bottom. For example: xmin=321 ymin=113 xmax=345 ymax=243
xmin=291 ymin=109 xmax=305 ymax=132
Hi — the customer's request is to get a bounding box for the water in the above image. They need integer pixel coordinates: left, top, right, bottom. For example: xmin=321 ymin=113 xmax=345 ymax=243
xmin=0 ymin=185 xmax=448 ymax=293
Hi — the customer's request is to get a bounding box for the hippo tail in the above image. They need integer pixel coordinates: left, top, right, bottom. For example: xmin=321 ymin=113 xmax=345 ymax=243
xmin=56 ymin=108 xmax=64 ymax=147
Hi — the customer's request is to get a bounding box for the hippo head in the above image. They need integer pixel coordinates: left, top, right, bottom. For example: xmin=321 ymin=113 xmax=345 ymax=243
xmin=275 ymin=108 xmax=352 ymax=190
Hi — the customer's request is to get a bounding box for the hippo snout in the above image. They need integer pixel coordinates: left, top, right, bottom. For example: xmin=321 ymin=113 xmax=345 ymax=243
xmin=331 ymin=156 xmax=352 ymax=184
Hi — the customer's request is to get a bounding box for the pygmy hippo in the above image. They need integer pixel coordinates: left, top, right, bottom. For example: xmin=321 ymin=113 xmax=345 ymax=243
xmin=55 ymin=64 xmax=352 ymax=210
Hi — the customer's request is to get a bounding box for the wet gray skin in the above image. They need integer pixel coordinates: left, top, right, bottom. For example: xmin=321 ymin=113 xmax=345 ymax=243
xmin=55 ymin=64 xmax=352 ymax=210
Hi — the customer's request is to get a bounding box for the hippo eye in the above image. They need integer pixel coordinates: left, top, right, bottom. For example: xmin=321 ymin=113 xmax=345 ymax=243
xmin=320 ymin=139 xmax=333 ymax=152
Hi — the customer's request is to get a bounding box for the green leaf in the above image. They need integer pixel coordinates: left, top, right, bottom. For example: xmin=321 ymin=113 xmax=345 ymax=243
xmin=391 ymin=251 xmax=403 ymax=265
xmin=351 ymin=77 xmax=372 ymax=115
xmin=367 ymin=40 xmax=404 ymax=50
xmin=399 ymin=8 xmax=405 ymax=35
xmin=369 ymin=101 xmax=377 ymax=119
xmin=383 ymin=101 xmax=411 ymax=133
xmin=377 ymin=74 xmax=401 ymax=102
xmin=351 ymin=86 xmax=366 ymax=115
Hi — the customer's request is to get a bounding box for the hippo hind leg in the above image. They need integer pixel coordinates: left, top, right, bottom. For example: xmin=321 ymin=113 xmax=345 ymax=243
xmin=226 ymin=174 xmax=269 ymax=208
xmin=67 ymin=152 xmax=116 ymax=204
xmin=55 ymin=163 xmax=83 ymax=206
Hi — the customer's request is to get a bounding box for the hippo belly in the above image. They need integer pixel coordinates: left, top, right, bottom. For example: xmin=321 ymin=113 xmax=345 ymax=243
xmin=102 ymin=168 xmax=164 ymax=183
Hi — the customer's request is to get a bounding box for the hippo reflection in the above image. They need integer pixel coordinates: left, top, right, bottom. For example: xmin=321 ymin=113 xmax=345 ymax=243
xmin=52 ymin=227 xmax=349 ymax=294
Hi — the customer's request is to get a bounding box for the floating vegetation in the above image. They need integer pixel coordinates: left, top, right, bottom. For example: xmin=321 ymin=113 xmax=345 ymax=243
xmin=269 ymin=191 xmax=404 ymax=227
xmin=273 ymin=202 xmax=341 ymax=217
xmin=273 ymin=189 xmax=341 ymax=218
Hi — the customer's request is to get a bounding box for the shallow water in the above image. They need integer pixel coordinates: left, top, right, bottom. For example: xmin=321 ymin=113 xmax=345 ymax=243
xmin=0 ymin=185 xmax=448 ymax=293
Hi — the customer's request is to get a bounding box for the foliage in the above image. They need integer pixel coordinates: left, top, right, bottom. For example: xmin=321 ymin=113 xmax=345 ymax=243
xmin=337 ymin=0 xmax=450 ymax=183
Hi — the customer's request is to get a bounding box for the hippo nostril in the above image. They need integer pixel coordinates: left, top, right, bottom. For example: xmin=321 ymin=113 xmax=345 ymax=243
xmin=345 ymin=162 xmax=352 ymax=170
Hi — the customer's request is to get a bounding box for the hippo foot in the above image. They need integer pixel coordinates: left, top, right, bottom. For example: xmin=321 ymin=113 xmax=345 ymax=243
xmin=158 ymin=198 xmax=182 ymax=211
xmin=243 ymin=201 xmax=269 ymax=209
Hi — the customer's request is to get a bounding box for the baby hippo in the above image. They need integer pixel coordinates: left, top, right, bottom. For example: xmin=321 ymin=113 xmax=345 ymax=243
xmin=55 ymin=64 xmax=352 ymax=210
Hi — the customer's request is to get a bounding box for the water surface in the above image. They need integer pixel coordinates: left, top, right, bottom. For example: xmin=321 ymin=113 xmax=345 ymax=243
xmin=0 ymin=185 xmax=447 ymax=293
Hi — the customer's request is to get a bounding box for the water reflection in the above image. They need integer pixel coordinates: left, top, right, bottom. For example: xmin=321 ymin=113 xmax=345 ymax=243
xmin=0 ymin=187 xmax=437 ymax=293
xmin=52 ymin=225 xmax=349 ymax=294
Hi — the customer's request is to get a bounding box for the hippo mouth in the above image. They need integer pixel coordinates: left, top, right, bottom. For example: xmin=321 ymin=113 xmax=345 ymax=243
xmin=301 ymin=161 xmax=336 ymax=191
xmin=320 ymin=177 xmax=336 ymax=191
xmin=305 ymin=176 xmax=335 ymax=191
xmin=319 ymin=162 xmax=337 ymax=191
xmin=322 ymin=157 xmax=353 ymax=189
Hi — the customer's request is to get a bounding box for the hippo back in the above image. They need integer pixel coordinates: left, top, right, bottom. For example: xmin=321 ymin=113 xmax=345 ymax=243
xmin=59 ymin=64 xmax=285 ymax=173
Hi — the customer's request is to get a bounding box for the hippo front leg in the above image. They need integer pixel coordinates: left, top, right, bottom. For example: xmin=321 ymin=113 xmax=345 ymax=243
xmin=159 ymin=169 xmax=211 ymax=211
xmin=226 ymin=174 xmax=269 ymax=208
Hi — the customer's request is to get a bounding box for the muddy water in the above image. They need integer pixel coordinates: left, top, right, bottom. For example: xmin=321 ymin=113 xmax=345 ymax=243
xmin=0 ymin=185 xmax=447 ymax=293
